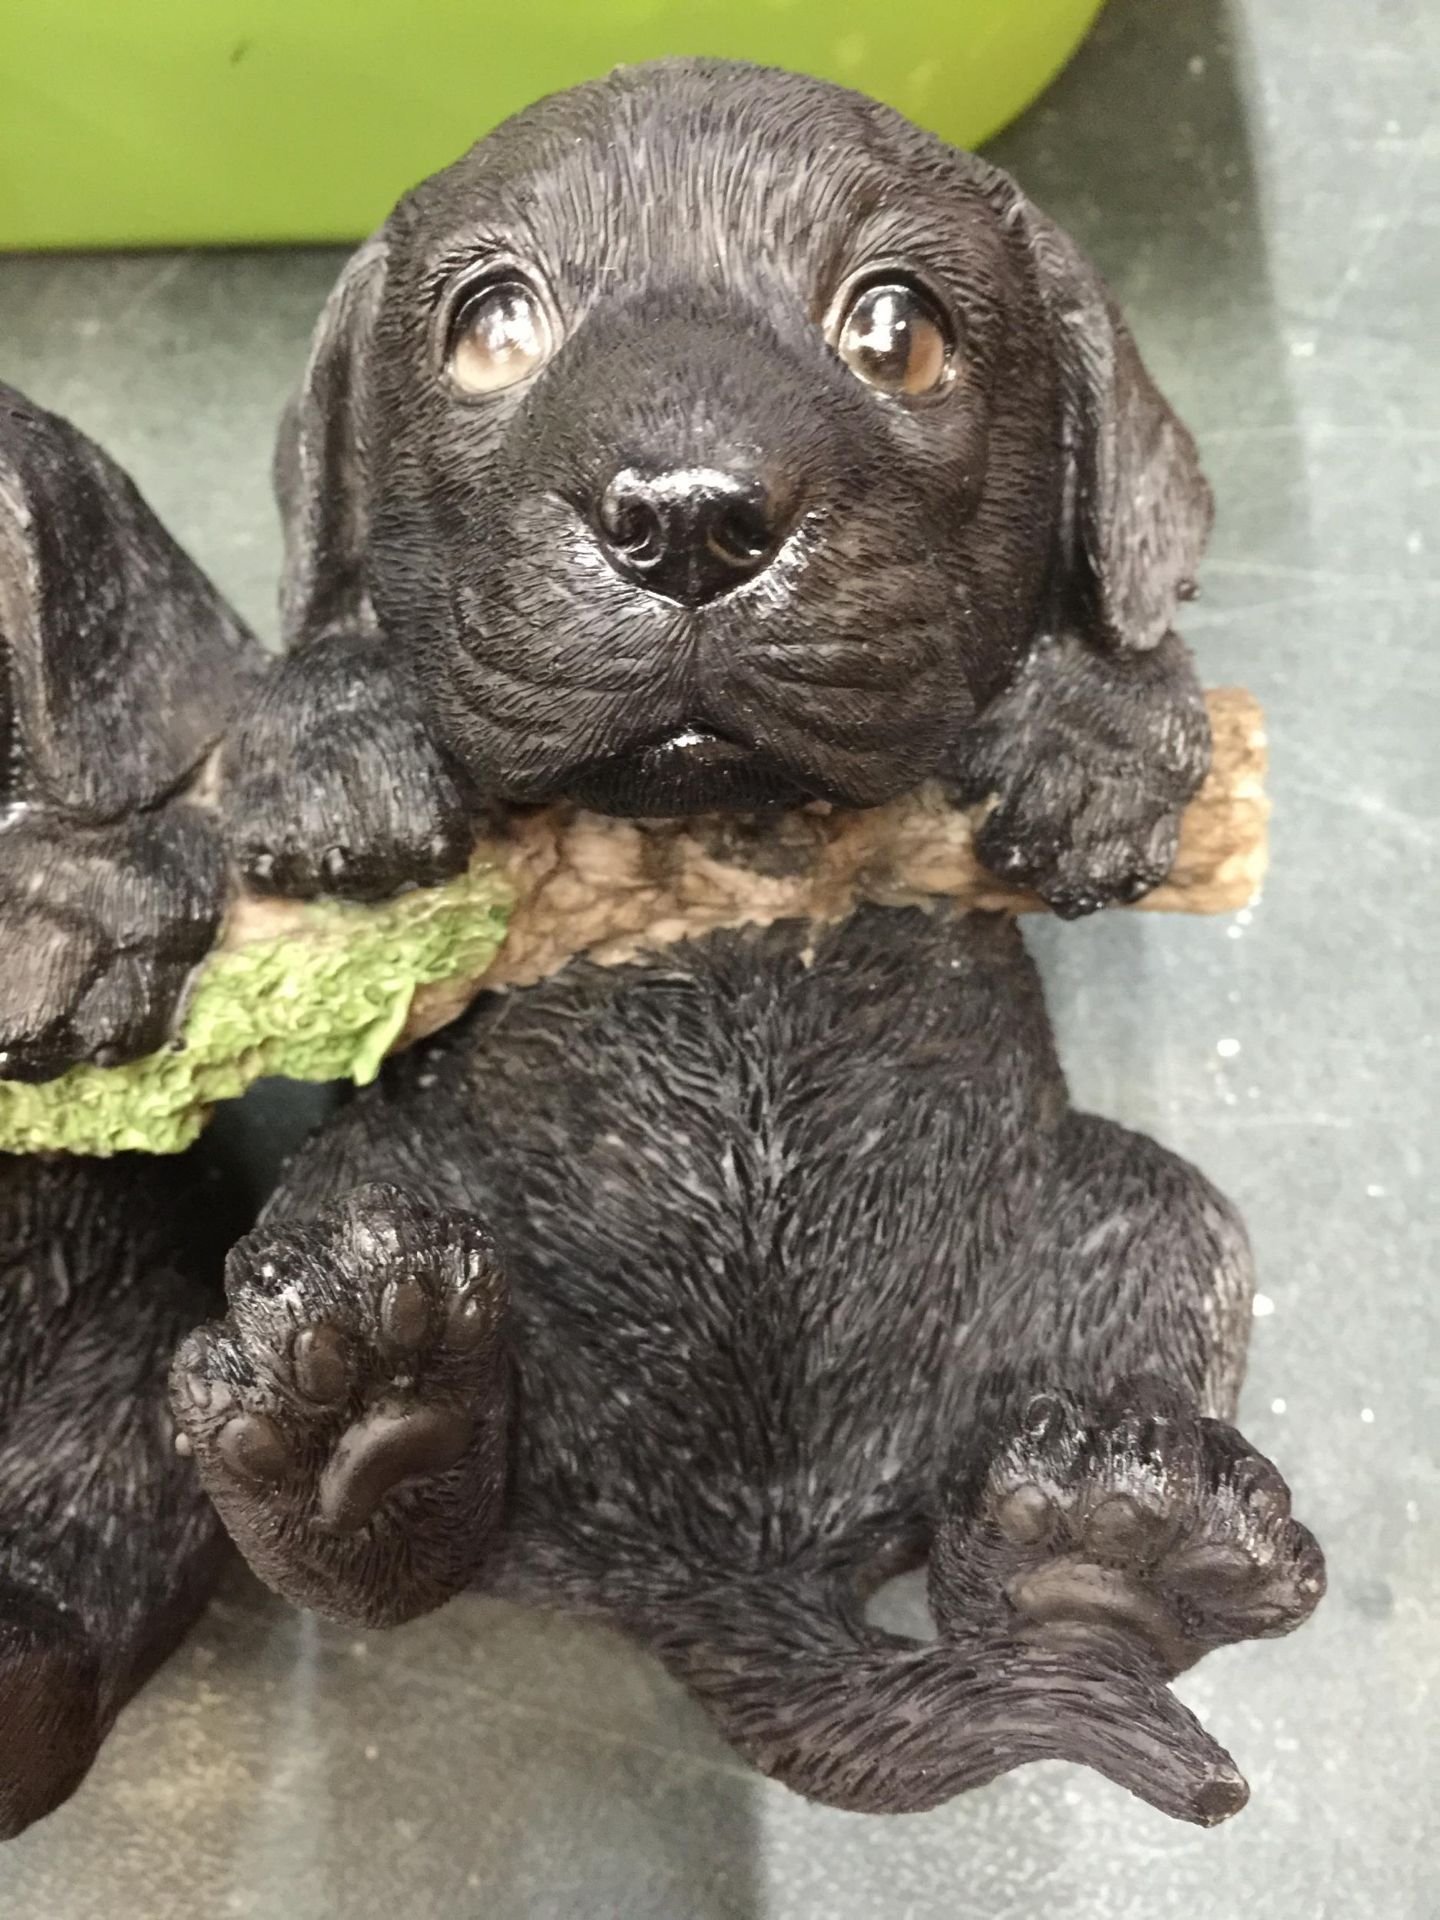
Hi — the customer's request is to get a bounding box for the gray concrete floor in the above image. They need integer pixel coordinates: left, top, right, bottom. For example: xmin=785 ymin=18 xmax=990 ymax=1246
xmin=1 ymin=0 xmax=1437 ymax=1914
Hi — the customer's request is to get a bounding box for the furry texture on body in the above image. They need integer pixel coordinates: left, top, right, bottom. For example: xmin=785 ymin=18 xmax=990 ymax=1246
xmin=174 ymin=907 xmax=1324 ymax=1827
xmin=0 ymin=1150 xmax=238 ymax=1836
xmin=222 ymin=59 xmax=1214 ymax=918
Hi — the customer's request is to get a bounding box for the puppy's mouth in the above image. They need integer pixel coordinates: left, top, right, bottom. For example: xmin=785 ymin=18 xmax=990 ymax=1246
xmin=557 ymin=726 xmax=812 ymax=816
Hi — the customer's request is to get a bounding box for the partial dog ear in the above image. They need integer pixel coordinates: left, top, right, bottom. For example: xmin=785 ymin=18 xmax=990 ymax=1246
xmin=275 ymin=233 xmax=388 ymax=649
xmin=1013 ymin=201 xmax=1213 ymax=652
xmin=0 ymin=384 xmax=261 ymax=820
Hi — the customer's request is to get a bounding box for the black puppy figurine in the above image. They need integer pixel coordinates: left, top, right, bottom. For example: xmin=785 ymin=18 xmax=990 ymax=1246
xmin=179 ymin=63 xmax=1324 ymax=1827
xmin=221 ymin=59 xmax=1212 ymax=918
xmin=0 ymin=391 xmax=258 ymax=1833
xmin=0 ymin=386 xmax=262 ymax=1082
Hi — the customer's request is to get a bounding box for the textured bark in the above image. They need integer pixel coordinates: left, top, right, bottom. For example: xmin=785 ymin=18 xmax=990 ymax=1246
xmin=393 ymin=685 xmax=1266 ymax=1043
xmin=225 ymin=685 xmax=1264 ymax=1057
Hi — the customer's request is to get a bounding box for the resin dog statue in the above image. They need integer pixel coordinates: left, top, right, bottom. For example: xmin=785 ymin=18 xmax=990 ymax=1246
xmin=221 ymin=58 xmax=1214 ymax=918
xmin=0 ymin=390 xmax=259 ymax=1833
xmin=0 ymin=385 xmax=262 ymax=1083
xmin=177 ymin=59 xmax=1321 ymax=1827
xmin=173 ymin=903 xmax=1323 ymax=1825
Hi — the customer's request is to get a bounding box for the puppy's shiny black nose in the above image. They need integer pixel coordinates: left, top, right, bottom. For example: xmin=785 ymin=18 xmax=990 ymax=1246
xmin=596 ymin=466 xmax=783 ymax=604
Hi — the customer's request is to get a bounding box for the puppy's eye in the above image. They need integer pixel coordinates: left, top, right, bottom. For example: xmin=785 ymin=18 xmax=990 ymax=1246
xmin=832 ymin=279 xmax=955 ymax=398
xmin=447 ymin=276 xmax=553 ymax=394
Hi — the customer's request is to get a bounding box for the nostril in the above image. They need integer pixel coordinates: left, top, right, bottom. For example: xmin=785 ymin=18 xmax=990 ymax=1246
xmin=709 ymin=495 xmax=776 ymax=570
xmin=599 ymin=478 xmax=666 ymax=568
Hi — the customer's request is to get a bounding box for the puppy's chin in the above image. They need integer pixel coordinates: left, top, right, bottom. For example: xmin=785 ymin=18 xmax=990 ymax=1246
xmin=556 ymin=731 xmax=814 ymax=817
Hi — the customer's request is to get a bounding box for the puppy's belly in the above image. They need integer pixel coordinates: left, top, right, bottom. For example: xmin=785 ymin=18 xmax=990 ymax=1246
xmin=447 ymin=905 xmax=1066 ymax=1525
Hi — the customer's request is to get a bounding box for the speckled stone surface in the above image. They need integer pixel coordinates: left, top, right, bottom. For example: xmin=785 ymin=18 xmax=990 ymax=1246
xmin=0 ymin=0 xmax=1436 ymax=1913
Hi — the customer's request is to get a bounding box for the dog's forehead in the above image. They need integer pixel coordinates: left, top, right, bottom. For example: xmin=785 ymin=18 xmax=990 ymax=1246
xmin=395 ymin=61 xmax=993 ymax=290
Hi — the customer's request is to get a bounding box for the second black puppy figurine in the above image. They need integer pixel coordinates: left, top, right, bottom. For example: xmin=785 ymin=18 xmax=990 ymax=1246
xmin=0 ymin=391 xmax=256 ymax=1833
xmin=183 ymin=61 xmax=1324 ymax=1828
xmin=222 ymin=59 xmax=1213 ymax=917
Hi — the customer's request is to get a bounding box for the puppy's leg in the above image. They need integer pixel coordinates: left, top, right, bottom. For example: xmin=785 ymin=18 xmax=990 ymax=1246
xmin=935 ymin=1115 xmax=1324 ymax=1662
xmin=172 ymin=1182 xmax=511 ymax=1627
xmin=220 ymin=631 xmax=473 ymax=901
xmin=647 ymin=1567 xmax=1248 ymax=1826
xmin=947 ymin=629 xmax=1211 ymax=916
xmin=0 ymin=804 xmax=227 ymax=1083
xmin=219 ymin=240 xmax=469 ymax=902
xmin=926 ymin=1117 xmax=1323 ymax=1810
xmin=0 ymin=1154 xmax=232 ymax=1838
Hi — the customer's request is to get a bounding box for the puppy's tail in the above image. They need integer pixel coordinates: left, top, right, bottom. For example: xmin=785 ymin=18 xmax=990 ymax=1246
xmin=644 ymin=1572 xmax=1247 ymax=1826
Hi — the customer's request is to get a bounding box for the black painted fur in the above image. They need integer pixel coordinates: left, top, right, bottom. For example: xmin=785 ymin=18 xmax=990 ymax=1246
xmin=0 ymin=1150 xmax=239 ymax=1835
xmin=0 ymin=385 xmax=258 ymax=1836
xmin=174 ymin=907 xmax=1323 ymax=1825
xmin=222 ymin=59 xmax=1213 ymax=915
xmin=0 ymin=384 xmax=262 ymax=1081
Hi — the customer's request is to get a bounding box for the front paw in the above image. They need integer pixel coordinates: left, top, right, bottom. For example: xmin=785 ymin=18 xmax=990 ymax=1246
xmin=170 ymin=1183 xmax=510 ymax=1626
xmin=0 ymin=807 xmax=225 ymax=1082
xmin=221 ymin=631 xmax=473 ymax=902
xmin=973 ymin=778 xmax=1184 ymax=919
xmin=953 ymin=630 xmax=1211 ymax=917
xmin=935 ymin=1381 xmax=1325 ymax=1676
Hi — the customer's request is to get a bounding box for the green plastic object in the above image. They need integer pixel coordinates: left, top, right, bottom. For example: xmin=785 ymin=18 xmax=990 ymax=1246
xmin=0 ymin=861 xmax=515 ymax=1157
xmin=2 ymin=1 xmax=1104 ymax=250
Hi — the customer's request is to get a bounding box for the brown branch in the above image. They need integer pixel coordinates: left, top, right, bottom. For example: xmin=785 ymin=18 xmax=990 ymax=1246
xmin=395 ymin=688 xmax=1267 ymax=1043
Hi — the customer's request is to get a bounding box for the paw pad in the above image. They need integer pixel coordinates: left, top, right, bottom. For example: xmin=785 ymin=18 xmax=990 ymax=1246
xmin=170 ymin=1195 xmax=509 ymax=1559
xmin=217 ymin=1412 xmax=292 ymax=1488
xmin=292 ymin=1324 xmax=349 ymax=1404
xmin=995 ymin=1483 xmax=1055 ymax=1546
xmin=317 ymin=1404 xmax=474 ymax=1534
xmin=970 ymin=1387 xmax=1325 ymax=1672
xmin=380 ymin=1276 xmax=430 ymax=1350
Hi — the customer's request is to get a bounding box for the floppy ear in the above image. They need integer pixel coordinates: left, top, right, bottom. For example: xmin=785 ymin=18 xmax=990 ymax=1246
xmin=0 ymin=385 xmax=261 ymax=820
xmin=1015 ymin=203 xmax=1213 ymax=652
xmin=275 ymin=233 xmax=389 ymax=649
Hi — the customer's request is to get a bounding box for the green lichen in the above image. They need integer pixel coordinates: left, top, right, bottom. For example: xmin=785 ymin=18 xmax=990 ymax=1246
xmin=0 ymin=861 xmax=516 ymax=1157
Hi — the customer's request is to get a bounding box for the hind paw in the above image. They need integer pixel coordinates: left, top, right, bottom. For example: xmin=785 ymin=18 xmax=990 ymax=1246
xmin=171 ymin=1183 xmax=510 ymax=1626
xmin=938 ymin=1382 xmax=1325 ymax=1675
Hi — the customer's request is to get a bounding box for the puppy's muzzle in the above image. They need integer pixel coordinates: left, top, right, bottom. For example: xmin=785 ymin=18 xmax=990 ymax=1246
xmin=595 ymin=464 xmax=787 ymax=605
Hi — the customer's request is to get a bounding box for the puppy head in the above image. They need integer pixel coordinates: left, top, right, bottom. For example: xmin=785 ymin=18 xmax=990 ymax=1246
xmin=283 ymin=61 xmax=1209 ymax=815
